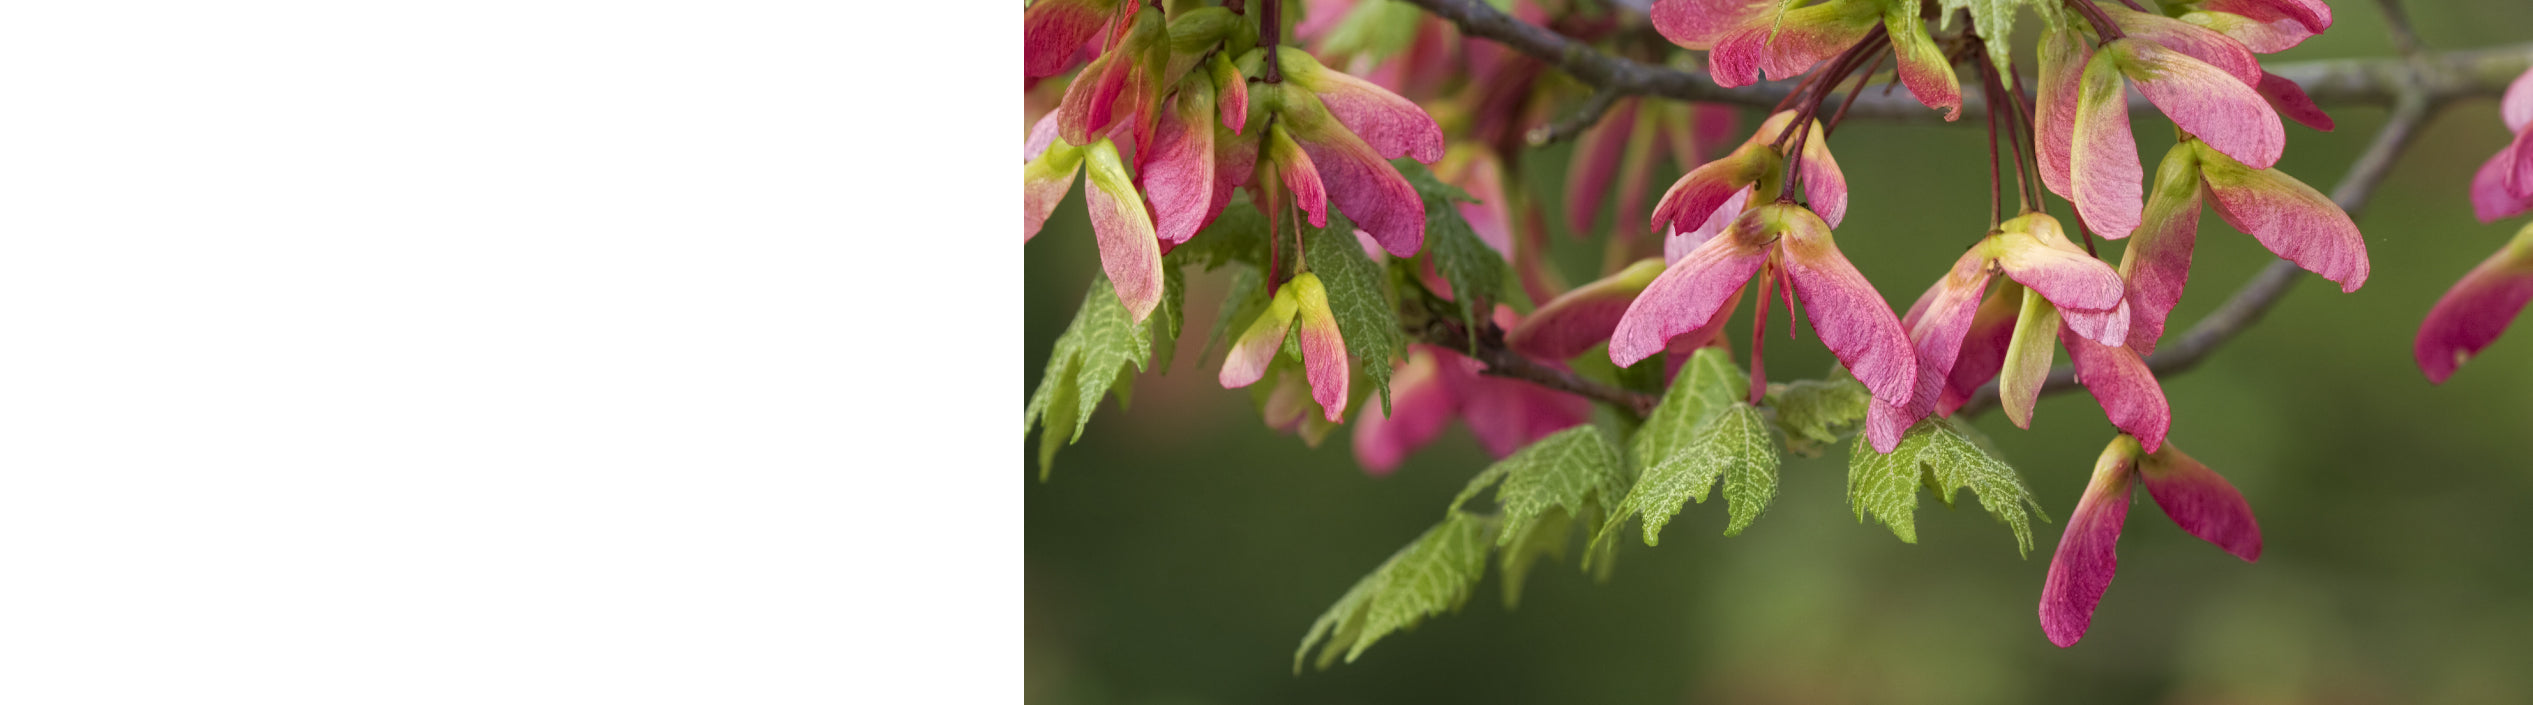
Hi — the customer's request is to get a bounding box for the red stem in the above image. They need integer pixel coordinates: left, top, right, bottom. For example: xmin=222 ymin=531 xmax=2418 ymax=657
xmin=2067 ymin=0 xmax=2127 ymax=41
xmin=1261 ymin=0 xmax=1283 ymax=83
xmin=1747 ymin=273 xmax=1773 ymax=405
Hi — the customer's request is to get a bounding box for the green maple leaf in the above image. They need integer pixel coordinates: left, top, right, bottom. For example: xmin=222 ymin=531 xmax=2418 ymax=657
xmin=1629 ymin=348 xmax=1744 ymax=470
xmin=1294 ymin=510 xmax=1496 ymax=671
xmin=1486 ymin=426 xmax=1630 ymax=545
xmin=1023 ymin=272 xmax=1175 ymax=479
xmin=1933 ymin=0 xmax=2067 ymax=73
xmin=1306 ymin=214 xmax=1405 ymax=415
xmin=1847 ymin=416 xmax=2052 ymax=554
xmin=1604 ymin=400 xmax=1783 ymax=545
xmin=1396 ymin=159 xmax=1504 ymax=348
xmin=1767 ymin=374 xmax=1872 ymax=457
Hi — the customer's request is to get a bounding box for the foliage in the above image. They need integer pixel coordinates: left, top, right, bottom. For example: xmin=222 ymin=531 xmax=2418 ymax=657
xmin=1022 ymin=0 xmax=2483 ymax=662
xmin=1397 ymin=160 xmax=1505 ymax=346
xmin=1934 ymin=0 xmax=2062 ymax=72
xmin=1847 ymin=417 xmax=2051 ymax=555
xmin=1600 ymin=349 xmax=1777 ymax=547
xmin=1025 ymin=273 xmax=1174 ymax=479
xmin=1293 ymin=510 xmax=1496 ymax=672
xmin=1305 ymin=214 xmax=1406 ymax=415
xmin=1299 ymin=426 xmax=1629 ymax=669
xmin=1767 ymin=374 xmax=1872 ymax=457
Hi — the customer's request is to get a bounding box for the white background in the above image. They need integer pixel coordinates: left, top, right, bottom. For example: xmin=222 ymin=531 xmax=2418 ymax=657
xmin=0 ymin=2 xmax=1010 ymax=701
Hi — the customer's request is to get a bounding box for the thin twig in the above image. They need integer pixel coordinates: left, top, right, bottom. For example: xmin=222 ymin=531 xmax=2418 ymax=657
xmin=1526 ymin=86 xmax=1626 ymax=146
xmin=1389 ymin=0 xmax=2533 ymax=120
xmin=2379 ymin=0 xmax=2424 ymax=62
xmin=1411 ymin=307 xmax=1661 ymax=416
xmin=1822 ymin=48 xmax=1890 ymax=136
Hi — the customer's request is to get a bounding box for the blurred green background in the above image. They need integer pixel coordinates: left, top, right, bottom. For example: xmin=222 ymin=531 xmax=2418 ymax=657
xmin=1027 ymin=5 xmax=2533 ymax=703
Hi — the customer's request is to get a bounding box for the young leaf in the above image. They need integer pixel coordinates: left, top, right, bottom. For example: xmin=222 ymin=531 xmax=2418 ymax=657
xmin=1489 ymin=426 xmax=1631 ymax=548
xmin=1306 ymin=214 xmax=1405 ymax=415
xmin=1024 ymin=275 xmax=1157 ymax=478
xmin=1306 ymin=427 xmax=1630 ymax=666
xmin=1496 ymin=508 xmax=1576 ymax=609
xmin=1711 ymin=404 xmax=1782 ymax=536
xmin=1605 ymin=400 xmax=1782 ymax=545
xmin=1294 ymin=510 xmax=1497 ymax=671
xmin=1935 ymin=0 xmax=2057 ymax=73
xmin=1318 ymin=0 xmax=1425 ymax=63
xmin=1173 ymin=199 xmax=1269 ymax=272
xmin=1846 ymin=416 xmax=2053 ymax=554
xmin=1152 ymin=259 xmax=1187 ymax=372
xmin=1629 ymin=347 xmax=1744 ymax=470
xmin=1394 ymin=158 xmax=1476 ymax=203
xmin=1767 ymin=374 xmax=1872 ymax=457
xmin=1397 ymin=159 xmax=1502 ymax=346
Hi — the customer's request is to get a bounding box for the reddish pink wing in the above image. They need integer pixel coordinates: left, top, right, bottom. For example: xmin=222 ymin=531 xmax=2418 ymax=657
xmin=2070 ymin=54 xmax=2145 ymax=238
xmin=1023 ymin=0 xmax=1119 ymax=79
xmin=1611 ymin=218 xmax=1769 ymax=366
xmin=2035 ymin=28 xmax=2093 ymax=200
xmin=2416 ymin=225 xmax=2533 ymax=384
xmin=2257 ymin=72 xmax=2334 ymax=132
xmin=2059 ymin=328 xmax=2172 ymax=452
xmin=2039 ymin=440 xmax=2140 ymax=649
xmin=2195 ymin=143 xmax=2369 ymax=292
xmin=1566 ymin=98 xmax=1641 ymax=237
xmin=1779 ymin=209 xmax=1917 ymax=409
xmin=1290 ymin=274 xmax=1353 ymax=422
xmin=1283 ymin=52 xmax=1447 ymax=164
xmin=1083 ymin=140 xmax=1166 ymax=322
xmin=1145 ymin=85 xmax=1218 ymax=245
xmin=2114 ymin=40 xmax=2285 ymax=170
xmin=1285 ymin=105 xmax=1427 ymax=256
xmin=2139 ymin=444 xmax=2263 ymax=562
xmin=2472 ymin=140 xmax=2533 ymax=224
xmin=2122 ymin=144 xmax=2206 ymax=353
xmin=1509 ymin=260 xmax=1667 ymax=361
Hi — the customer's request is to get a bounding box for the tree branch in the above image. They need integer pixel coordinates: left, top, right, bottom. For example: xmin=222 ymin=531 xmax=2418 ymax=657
xmin=1404 ymin=298 xmax=1661 ymax=417
xmin=1526 ymin=86 xmax=1625 ymax=146
xmin=1385 ymin=0 xmax=2506 ymax=424
xmin=1394 ymin=0 xmax=2533 ymax=121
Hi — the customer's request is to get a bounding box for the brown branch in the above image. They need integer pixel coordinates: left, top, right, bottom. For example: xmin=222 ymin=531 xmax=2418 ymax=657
xmin=2378 ymin=0 xmax=2425 ymax=62
xmin=1525 ymin=86 xmax=1625 ymax=146
xmin=1406 ymin=301 xmax=1661 ymax=417
xmin=1393 ymin=0 xmax=2533 ymax=120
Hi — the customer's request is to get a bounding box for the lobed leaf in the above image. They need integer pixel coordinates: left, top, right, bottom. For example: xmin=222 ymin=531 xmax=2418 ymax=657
xmin=1295 ymin=510 xmax=1497 ymax=671
xmin=1173 ymin=203 xmax=1269 ymax=272
xmin=1935 ymin=0 xmax=2068 ymax=73
xmin=1306 ymin=214 xmax=1406 ymax=415
xmin=1846 ymin=417 xmax=2052 ymax=554
xmin=1489 ymin=426 xmax=1631 ymax=548
xmin=1766 ymin=374 xmax=1872 ymax=457
xmin=1152 ymin=258 xmax=1187 ymax=372
xmin=1708 ymin=404 xmax=1784 ymax=537
xmin=1398 ymin=159 xmax=1503 ymax=348
xmin=1605 ymin=400 xmax=1780 ymax=546
xmin=1025 ymin=274 xmax=1169 ymax=478
xmin=1633 ymin=348 xmax=1742 ymax=463
xmin=1394 ymin=158 xmax=1477 ymax=204
xmin=1496 ymin=508 xmax=1577 ymax=609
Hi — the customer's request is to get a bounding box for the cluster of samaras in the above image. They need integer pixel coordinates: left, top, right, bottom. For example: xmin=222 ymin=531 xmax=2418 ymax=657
xmin=1015 ymin=0 xmax=2533 ymax=649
